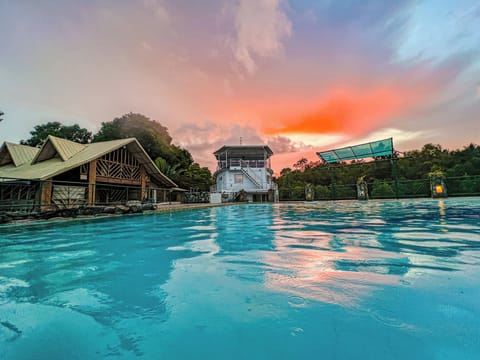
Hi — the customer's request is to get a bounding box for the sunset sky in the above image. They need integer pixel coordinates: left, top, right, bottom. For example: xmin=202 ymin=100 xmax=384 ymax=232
xmin=1 ymin=0 xmax=479 ymax=172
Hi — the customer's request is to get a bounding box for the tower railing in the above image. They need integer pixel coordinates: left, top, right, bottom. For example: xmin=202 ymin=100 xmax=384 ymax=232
xmin=217 ymin=159 xmax=268 ymax=170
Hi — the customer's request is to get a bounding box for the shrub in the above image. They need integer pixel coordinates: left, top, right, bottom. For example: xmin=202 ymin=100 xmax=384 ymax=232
xmin=371 ymin=181 xmax=395 ymax=198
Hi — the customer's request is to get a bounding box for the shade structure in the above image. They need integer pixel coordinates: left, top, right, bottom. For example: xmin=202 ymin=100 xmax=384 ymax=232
xmin=317 ymin=138 xmax=394 ymax=163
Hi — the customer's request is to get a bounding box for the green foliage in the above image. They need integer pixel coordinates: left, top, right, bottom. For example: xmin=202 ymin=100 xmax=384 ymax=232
xmin=335 ymin=184 xmax=356 ymax=199
xmin=277 ymin=142 xmax=480 ymax=200
xmin=428 ymin=169 xmax=445 ymax=177
xmin=178 ymin=163 xmax=214 ymax=191
xmin=154 ymin=157 xmax=184 ymax=177
xmin=291 ymin=185 xmax=306 ymax=200
xmin=17 ymin=114 xmax=214 ymax=191
xmin=293 ymin=158 xmax=308 ymax=171
xmin=280 ymin=167 xmax=292 ymax=176
xmin=94 ymin=113 xmax=213 ymax=190
xmin=448 ymin=176 xmax=480 ymax=195
xmin=314 ymin=185 xmax=331 ymax=200
xmin=93 ymin=112 xmax=178 ymax=161
xmin=20 ymin=121 xmax=92 ymax=146
xmin=371 ymin=181 xmax=395 ymax=198
xmin=458 ymin=177 xmax=480 ymax=194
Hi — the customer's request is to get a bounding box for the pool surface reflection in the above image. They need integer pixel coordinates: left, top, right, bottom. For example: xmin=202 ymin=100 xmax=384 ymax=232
xmin=1 ymin=199 xmax=479 ymax=359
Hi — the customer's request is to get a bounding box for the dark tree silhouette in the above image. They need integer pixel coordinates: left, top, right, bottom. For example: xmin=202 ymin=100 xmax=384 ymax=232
xmin=20 ymin=122 xmax=92 ymax=146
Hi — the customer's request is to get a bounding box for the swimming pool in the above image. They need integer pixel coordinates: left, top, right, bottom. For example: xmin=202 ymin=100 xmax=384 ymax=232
xmin=1 ymin=199 xmax=479 ymax=359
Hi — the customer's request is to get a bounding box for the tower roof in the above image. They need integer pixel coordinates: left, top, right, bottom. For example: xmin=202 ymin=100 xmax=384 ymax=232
xmin=213 ymin=145 xmax=273 ymax=160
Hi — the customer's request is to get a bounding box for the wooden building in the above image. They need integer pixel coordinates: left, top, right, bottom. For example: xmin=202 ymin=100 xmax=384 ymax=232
xmin=0 ymin=136 xmax=178 ymax=211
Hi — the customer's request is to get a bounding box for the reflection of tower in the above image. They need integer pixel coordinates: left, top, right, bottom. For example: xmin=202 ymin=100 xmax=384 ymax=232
xmin=212 ymin=204 xmax=274 ymax=254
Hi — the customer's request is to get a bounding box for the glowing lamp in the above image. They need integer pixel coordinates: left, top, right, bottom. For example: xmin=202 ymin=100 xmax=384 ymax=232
xmin=435 ymin=184 xmax=444 ymax=194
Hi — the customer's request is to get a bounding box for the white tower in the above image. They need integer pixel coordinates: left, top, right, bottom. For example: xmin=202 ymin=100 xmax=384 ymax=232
xmin=212 ymin=145 xmax=277 ymax=202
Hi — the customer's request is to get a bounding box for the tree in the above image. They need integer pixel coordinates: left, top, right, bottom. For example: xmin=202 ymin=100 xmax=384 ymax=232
xmin=276 ymin=142 xmax=480 ymax=199
xmin=176 ymin=163 xmax=214 ymax=191
xmin=371 ymin=180 xmax=395 ymax=198
xmin=94 ymin=113 xmax=212 ymax=190
xmin=154 ymin=157 xmax=185 ymax=178
xmin=94 ymin=112 xmax=171 ymax=148
xmin=93 ymin=113 xmax=192 ymax=167
xmin=20 ymin=122 xmax=92 ymax=146
xmin=293 ymin=158 xmax=308 ymax=171
xmin=280 ymin=167 xmax=292 ymax=176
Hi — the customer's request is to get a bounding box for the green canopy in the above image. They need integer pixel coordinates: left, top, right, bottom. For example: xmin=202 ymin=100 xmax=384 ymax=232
xmin=317 ymin=138 xmax=393 ymax=163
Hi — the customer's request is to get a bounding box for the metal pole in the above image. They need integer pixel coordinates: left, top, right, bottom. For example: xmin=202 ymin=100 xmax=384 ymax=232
xmin=392 ymin=158 xmax=399 ymax=198
xmin=330 ymin=167 xmax=337 ymax=200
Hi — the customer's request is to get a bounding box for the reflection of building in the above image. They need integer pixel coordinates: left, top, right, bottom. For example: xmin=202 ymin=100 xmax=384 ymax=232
xmin=0 ymin=136 xmax=177 ymax=210
xmin=212 ymin=204 xmax=275 ymax=254
xmin=213 ymin=145 xmax=278 ymax=202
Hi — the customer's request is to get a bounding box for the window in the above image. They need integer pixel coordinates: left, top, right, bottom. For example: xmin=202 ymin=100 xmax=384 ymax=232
xmin=234 ymin=174 xmax=243 ymax=184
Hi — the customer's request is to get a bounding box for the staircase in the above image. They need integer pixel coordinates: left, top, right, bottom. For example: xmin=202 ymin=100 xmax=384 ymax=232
xmin=241 ymin=168 xmax=263 ymax=188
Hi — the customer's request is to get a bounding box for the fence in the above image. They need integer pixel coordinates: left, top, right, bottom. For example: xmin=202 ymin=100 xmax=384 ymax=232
xmin=0 ymin=177 xmax=175 ymax=214
xmin=182 ymin=191 xmax=210 ymax=204
xmin=279 ymin=175 xmax=480 ymax=201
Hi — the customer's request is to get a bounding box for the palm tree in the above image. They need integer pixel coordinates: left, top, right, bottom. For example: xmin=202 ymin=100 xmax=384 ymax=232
xmin=154 ymin=157 xmax=185 ymax=178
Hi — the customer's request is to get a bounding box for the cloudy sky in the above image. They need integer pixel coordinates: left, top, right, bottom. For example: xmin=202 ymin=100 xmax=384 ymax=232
xmin=1 ymin=0 xmax=479 ymax=172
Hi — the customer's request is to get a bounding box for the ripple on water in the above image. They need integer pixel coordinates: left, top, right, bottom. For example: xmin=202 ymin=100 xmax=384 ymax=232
xmin=0 ymin=277 xmax=30 ymax=295
xmin=290 ymin=327 xmax=304 ymax=336
xmin=0 ymin=302 xmax=124 ymax=358
xmin=287 ymin=295 xmax=307 ymax=308
xmin=0 ymin=199 xmax=479 ymax=359
xmin=45 ymin=288 xmax=112 ymax=311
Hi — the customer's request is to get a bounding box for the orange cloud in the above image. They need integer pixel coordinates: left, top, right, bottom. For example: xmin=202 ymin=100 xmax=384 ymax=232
xmin=264 ymin=84 xmax=429 ymax=137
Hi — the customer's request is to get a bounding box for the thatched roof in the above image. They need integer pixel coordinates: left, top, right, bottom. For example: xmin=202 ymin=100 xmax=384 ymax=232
xmin=0 ymin=135 xmax=177 ymax=187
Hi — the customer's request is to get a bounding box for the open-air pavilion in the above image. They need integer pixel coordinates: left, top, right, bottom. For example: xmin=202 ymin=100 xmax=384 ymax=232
xmin=0 ymin=136 xmax=179 ymax=211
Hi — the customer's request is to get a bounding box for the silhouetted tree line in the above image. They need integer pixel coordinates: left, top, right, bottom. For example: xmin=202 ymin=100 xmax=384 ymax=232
xmin=277 ymin=143 xmax=480 ymax=199
xmin=17 ymin=113 xmax=213 ymax=191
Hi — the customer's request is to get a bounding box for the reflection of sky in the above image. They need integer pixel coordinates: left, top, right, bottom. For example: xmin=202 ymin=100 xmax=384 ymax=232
xmin=264 ymin=203 xmax=403 ymax=306
xmin=263 ymin=199 xmax=478 ymax=307
xmin=1 ymin=201 xmax=480 ymax=358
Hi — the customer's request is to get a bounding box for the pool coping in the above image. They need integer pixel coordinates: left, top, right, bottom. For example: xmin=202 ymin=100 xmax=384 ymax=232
xmin=0 ymin=202 xmax=240 ymax=231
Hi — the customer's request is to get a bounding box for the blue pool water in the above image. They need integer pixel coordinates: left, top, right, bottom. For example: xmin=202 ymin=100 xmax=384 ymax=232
xmin=1 ymin=199 xmax=479 ymax=359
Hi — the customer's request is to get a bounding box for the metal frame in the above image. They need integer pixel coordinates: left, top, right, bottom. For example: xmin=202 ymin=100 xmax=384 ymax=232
xmin=317 ymin=138 xmax=394 ymax=163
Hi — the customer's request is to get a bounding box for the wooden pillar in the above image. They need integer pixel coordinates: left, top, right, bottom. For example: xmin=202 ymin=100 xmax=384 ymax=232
xmin=140 ymin=165 xmax=148 ymax=201
xmin=40 ymin=180 xmax=53 ymax=211
xmin=87 ymin=160 xmax=97 ymax=206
